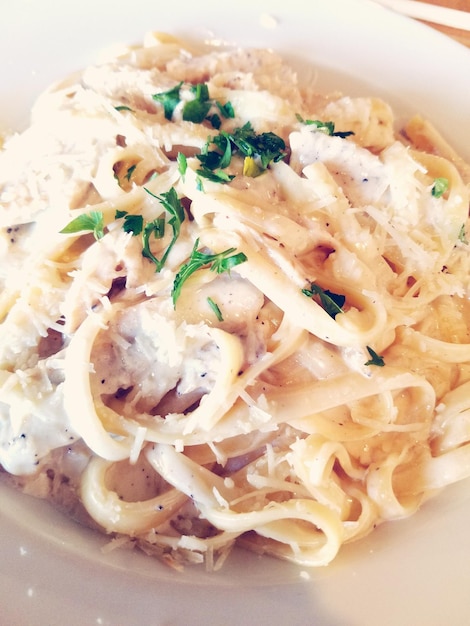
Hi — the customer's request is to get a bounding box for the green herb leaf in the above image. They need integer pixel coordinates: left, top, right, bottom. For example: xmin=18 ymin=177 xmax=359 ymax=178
xmin=183 ymin=99 xmax=212 ymax=124
xmin=152 ymin=83 xmax=236 ymax=128
xmin=364 ymin=346 xmax=385 ymax=367
xmin=114 ymin=105 xmax=134 ymax=112
xmin=302 ymin=283 xmax=345 ymax=318
xmin=431 ymin=177 xmax=449 ymax=198
xmin=125 ymin=164 xmax=137 ymax=181
xmin=183 ymin=83 xmax=212 ymax=123
xmin=196 ymin=123 xmax=285 ymax=183
xmin=458 ymin=224 xmax=468 ymax=244
xmin=177 ymin=152 xmax=188 ymax=178
xmin=142 ymin=219 xmax=166 ymax=265
xmin=115 ymin=210 xmax=145 ymax=236
xmin=172 ymin=239 xmax=247 ymax=304
xmin=121 ymin=214 xmax=144 ymax=236
xmin=199 ymin=133 xmax=232 ymax=170
xmin=206 ymin=113 xmax=222 ymax=129
xmin=226 ymin=123 xmax=286 ymax=167
xmin=253 ymin=131 xmax=288 ymax=168
xmin=155 ymin=187 xmax=185 ymax=230
xmin=296 ymin=115 xmax=354 ymax=138
xmin=152 ymin=82 xmax=183 ymax=120
xmin=332 ymin=129 xmax=355 ymax=138
xmin=115 ymin=209 xmax=165 ymax=265
xmin=207 ymin=297 xmax=224 ymax=321
xmin=210 ymin=250 xmax=247 ymax=274
xmin=216 ymin=101 xmax=235 ymax=119
xmin=144 ymin=187 xmax=185 ymax=270
xmin=60 ymin=211 xmax=105 ymax=240
xmin=190 ymin=83 xmax=210 ymax=101
xmin=196 ymin=166 xmax=235 ymax=184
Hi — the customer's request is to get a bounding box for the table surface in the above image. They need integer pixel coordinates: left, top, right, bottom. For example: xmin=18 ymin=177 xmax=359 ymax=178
xmin=420 ymin=0 xmax=470 ymax=47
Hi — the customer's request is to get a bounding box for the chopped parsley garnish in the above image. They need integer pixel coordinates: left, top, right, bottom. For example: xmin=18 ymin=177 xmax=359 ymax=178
xmin=183 ymin=83 xmax=212 ymax=123
xmin=302 ymin=284 xmax=385 ymax=366
xmin=431 ymin=177 xmax=449 ymax=198
xmin=152 ymin=82 xmax=183 ymax=120
xmin=195 ymin=122 xmax=286 ymax=184
xmin=177 ymin=152 xmax=188 ymax=178
xmin=458 ymin=224 xmax=468 ymax=244
xmin=172 ymin=238 xmax=247 ymax=305
xmin=152 ymin=85 xmax=284 ymax=183
xmin=115 ymin=208 xmax=166 ymax=268
xmin=152 ymin=81 xmax=234 ymax=129
xmin=199 ymin=133 xmax=232 ymax=170
xmin=120 ymin=213 xmax=145 ymax=235
xmin=206 ymin=113 xmax=222 ymax=130
xmin=142 ymin=219 xmax=166 ymax=266
xmin=205 ymin=101 xmax=235 ymax=130
xmin=114 ymin=105 xmax=134 ymax=112
xmin=60 ymin=211 xmax=105 ymax=240
xmin=296 ymin=115 xmax=354 ymax=138
xmin=197 ymin=167 xmax=235 ymax=184
xmin=115 ymin=187 xmax=184 ymax=272
xmin=217 ymin=101 xmax=235 ymax=119
xmin=302 ymin=283 xmax=345 ymax=318
xmin=125 ymin=164 xmax=137 ymax=181
xmin=226 ymin=123 xmax=286 ymax=168
xmin=364 ymin=346 xmax=385 ymax=367
xmin=196 ymin=133 xmax=234 ymax=182
xmin=144 ymin=187 xmax=185 ymax=270
xmin=207 ymin=297 xmax=224 ymax=321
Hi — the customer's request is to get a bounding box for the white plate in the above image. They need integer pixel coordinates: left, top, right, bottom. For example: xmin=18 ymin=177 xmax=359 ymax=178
xmin=1 ymin=1 xmax=470 ymax=624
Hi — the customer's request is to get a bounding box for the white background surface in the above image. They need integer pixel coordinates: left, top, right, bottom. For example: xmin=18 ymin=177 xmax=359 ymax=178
xmin=1 ymin=1 xmax=470 ymax=624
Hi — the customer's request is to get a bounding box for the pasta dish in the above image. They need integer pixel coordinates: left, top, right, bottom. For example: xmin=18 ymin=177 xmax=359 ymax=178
xmin=1 ymin=32 xmax=470 ymax=570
